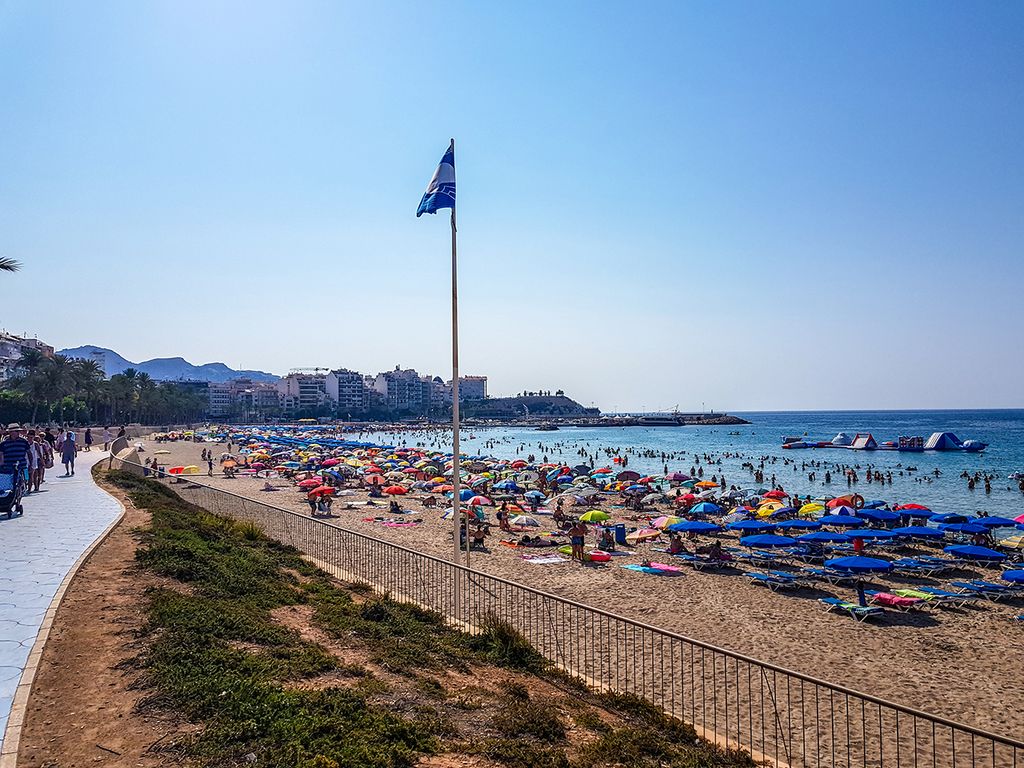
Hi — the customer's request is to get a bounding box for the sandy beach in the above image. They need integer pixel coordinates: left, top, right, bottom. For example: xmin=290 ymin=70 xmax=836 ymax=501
xmin=142 ymin=439 xmax=1024 ymax=738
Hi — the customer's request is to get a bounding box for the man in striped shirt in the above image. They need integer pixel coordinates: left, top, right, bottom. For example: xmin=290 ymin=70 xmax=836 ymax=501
xmin=1 ymin=423 xmax=31 ymax=515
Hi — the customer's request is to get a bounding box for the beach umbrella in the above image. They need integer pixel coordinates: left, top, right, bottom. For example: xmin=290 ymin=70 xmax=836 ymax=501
xmin=995 ymin=532 xmax=1024 ymax=550
xmin=308 ymin=486 xmax=336 ymax=497
xmin=642 ymin=493 xmax=665 ymax=504
xmin=855 ymin=509 xmax=900 ymax=524
xmin=298 ymin=478 xmax=321 ymax=488
xmin=575 ymin=486 xmax=602 ymax=497
xmin=846 ymin=529 xmax=897 ymax=540
xmin=383 ymin=485 xmax=408 ymax=495
xmin=940 ymin=523 xmax=986 ymax=535
xmin=818 ymin=514 xmax=862 ymax=528
xmin=897 ymin=503 xmax=931 ymax=512
xmin=668 ymin=520 xmax=720 ymax=534
xmin=974 ymin=516 xmax=1019 ymax=528
xmin=364 ymin=474 xmax=386 ymax=486
xmin=625 ymin=528 xmax=662 ymax=543
xmin=1002 ymin=570 xmax=1024 ymax=583
xmin=652 ymin=515 xmax=683 ymax=530
xmin=798 ymin=531 xmax=852 ymax=544
xmin=740 ymin=534 xmax=797 ymax=549
xmin=774 ymin=519 xmax=821 ymax=531
xmin=690 ymin=502 xmax=722 ymax=515
xmin=510 ymin=515 xmax=541 ymax=527
xmin=728 ymin=520 xmax=775 ymax=532
xmin=763 ymin=490 xmax=788 ymax=500
xmin=525 ymin=490 xmax=546 ymax=500
xmin=695 ymin=481 xmax=719 ymax=489
xmin=579 ymin=510 xmax=610 ymax=523
xmin=666 ymin=472 xmax=691 ymax=481
xmin=892 ymin=526 xmax=945 ymax=540
xmin=467 ymin=495 xmax=493 ymax=506
xmin=930 ymin=513 xmax=970 ymax=524
xmin=824 ymin=556 xmax=892 ymax=573
xmin=768 ymin=506 xmax=799 ymax=518
xmin=944 ymin=544 xmax=1006 ymax=563
xmin=828 ymin=505 xmax=858 ymax=517
xmin=799 ymin=502 xmax=825 ymax=516
xmin=899 ymin=508 xmax=936 ymax=520
xmin=457 ymin=488 xmax=475 ymax=501
xmin=862 ymin=500 xmax=888 ymax=509
xmin=617 ymin=470 xmax=641 ymax=482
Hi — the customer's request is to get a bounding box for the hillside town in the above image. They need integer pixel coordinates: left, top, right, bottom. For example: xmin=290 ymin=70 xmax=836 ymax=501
xmin=0 ymin=334 xmax=603 ymax=423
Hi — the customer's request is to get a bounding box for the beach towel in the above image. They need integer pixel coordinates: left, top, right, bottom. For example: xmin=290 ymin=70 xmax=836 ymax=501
xmin=521 ymin=555 xmax=568 ymax=565
xmin=622 ymin=564 xmax=683 ymax=575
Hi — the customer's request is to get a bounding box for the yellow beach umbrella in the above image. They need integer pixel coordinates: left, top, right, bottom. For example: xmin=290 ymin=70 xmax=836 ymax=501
xmin=799 ymin=502 xmax=825 ymax=517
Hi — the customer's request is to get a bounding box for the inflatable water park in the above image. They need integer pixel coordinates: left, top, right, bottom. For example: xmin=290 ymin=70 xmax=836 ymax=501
xmin=782 ymin=431 xmax=988 ymax=452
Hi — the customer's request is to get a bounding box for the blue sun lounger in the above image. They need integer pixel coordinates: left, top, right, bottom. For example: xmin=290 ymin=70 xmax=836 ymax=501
xmin=819 ymin=597 xmax=884 ymax=622
xmin=749 ymin=571 xmax=800 ymax=591
xmin=892 ymin=558 xmax=947 ymax=577
xmin=907 ymin=587 xmax=980 ymax=608
xmin=950 ymin=581 xmax=1013 ymax=600
xmin=802 ymin=567 xmax=859 ymax=586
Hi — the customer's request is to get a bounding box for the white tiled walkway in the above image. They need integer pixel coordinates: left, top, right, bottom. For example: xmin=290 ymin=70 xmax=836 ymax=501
xmin=0 ymin=450 xmax=123 ymax=755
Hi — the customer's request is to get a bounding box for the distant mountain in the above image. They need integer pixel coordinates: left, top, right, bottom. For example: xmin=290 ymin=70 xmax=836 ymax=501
xmin=58 ymin=345 xmax=279 ymax=383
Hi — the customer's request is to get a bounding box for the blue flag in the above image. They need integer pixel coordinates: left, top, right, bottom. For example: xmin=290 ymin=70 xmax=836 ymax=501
xmin=416 ymin=140 xmax=456 ymax=216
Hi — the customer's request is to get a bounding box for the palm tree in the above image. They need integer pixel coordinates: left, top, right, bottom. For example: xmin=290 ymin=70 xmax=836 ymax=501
xmin=43 ymin=355 xmax=76 ymax=423
xmin=72 ymin=359 xmax=105 ymax=421
xmin=0 ymin=257 xmax=20 ymax=273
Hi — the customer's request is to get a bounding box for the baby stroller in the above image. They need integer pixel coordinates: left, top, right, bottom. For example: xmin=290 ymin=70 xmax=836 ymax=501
xmin=0 ymin=468 xmax=25 ymax=519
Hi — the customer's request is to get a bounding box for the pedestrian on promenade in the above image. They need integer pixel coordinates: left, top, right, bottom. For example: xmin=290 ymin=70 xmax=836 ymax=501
xmin=84 ymin=428 xmax=93 ymax=451
xmin=102 ymin=426 xmax=112 ymax=451
xmin=59 ymin=429 xmax=78 ymax=476
xmin=0 ymin=424 xmax=31 ymax=515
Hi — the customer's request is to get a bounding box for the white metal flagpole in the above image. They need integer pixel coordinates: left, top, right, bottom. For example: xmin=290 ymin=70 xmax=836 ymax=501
xmin=449 ymin=139 xmax=463 ymax=570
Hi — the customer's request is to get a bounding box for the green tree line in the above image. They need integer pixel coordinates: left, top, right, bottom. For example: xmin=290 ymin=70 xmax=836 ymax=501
xmin=0 ymin=351 xmax=207 ymax=426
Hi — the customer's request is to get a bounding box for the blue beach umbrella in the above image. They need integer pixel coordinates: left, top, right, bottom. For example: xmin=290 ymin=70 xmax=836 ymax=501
xmin=774 ymin=519 xmax=821 ymax=531
xmin=690 ymin=502 xmax=722 ymax=515
xmin=846 ymin=529 xmax=897 ymax=540
xmin=668 ymin=520 xmax=721 ymax=533
xmin=930 ymin=513 xmax=970 ymax=524
xmin=825 ymin=556 xmax=893 ymax=573
xmin=940 ymin=523 xmax=987 ymax=535
xmin=819 ymin=514 xmax=862 ymax=527
xmin=863 ymin=500 xmax=889 ymax=509
xmin=892 ymin=526 xmax=945 ymax=540
xmin=727 ymin=520 xmax=775 ymax=532
xmin=798 ymin=531 xmax=852 ymax=544
xmin=855 ymin=509 xmax=900 ymax=524
xmin=944 ymin=544 xmax=1006 ymax=562
xmin=740 ymin=534 xmax=798 ymax=549
xmin=975 ymin=516 xmax=1019 ymax=528
xmin=1002 ymin=570 xmax=1024 ymax=583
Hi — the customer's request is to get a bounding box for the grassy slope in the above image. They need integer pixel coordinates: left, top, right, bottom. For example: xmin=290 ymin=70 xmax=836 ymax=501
xmin=107 ymin=470 xmax=757 ymax=768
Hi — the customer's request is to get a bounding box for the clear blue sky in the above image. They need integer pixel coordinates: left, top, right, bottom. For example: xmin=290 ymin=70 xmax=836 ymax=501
xmin=1 ymin=1 xmax=1022 ymax=411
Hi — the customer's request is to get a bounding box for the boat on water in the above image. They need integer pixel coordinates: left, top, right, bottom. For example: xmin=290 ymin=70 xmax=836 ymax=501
xmin=535 ymin=423 xmax=560 ymax=431
xmin=782 ymin=431 xmax=987 ymax=452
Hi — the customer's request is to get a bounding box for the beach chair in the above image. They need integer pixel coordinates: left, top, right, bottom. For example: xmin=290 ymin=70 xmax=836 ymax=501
xmin=908 ymin=587 xmax=981 ymax=608
xmin=950 ymin=581 xmax=1010 ymax=601
xmin=819 ymin=597 xmax=884 ymax=622
xmin=892 ymin=558 xmax=945 ymax=577
xmin=801 ymin=567 xmax=859 ymax=586
xmin=917 ymin=556 xmax=965 ymax=572
xmin=865 ymin=590 xmax=926 ymax=611
xmin=749 ymin=571 xmax=799 ymax=591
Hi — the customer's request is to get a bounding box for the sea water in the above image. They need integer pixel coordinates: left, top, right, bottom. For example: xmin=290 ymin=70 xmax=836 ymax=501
xmin=364 ymin=409 xmax=1024 ymax=517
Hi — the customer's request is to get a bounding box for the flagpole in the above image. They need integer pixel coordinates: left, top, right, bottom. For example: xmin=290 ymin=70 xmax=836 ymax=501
xmin=450 ymin=139 xmax=464 ymax=573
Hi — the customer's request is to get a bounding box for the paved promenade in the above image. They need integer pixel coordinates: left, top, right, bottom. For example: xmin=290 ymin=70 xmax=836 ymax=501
xmin=0 ymin=450 xmax=123 ymax=759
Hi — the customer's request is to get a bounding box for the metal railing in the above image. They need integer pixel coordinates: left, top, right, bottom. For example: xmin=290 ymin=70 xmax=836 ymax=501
xmin=114 ymin=457 xmax=1024 ymax=767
